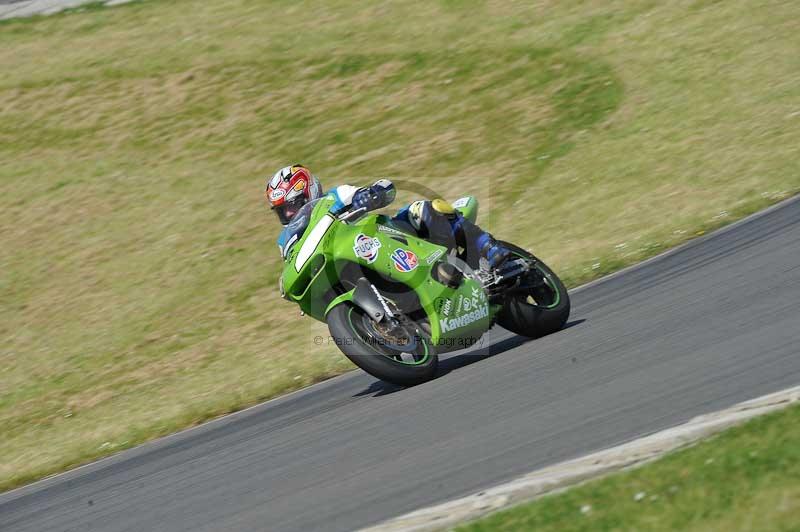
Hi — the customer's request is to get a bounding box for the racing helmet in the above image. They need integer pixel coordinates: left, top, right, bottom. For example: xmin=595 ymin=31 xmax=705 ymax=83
xmin=265 ymin=165 xmax=323 ymax=225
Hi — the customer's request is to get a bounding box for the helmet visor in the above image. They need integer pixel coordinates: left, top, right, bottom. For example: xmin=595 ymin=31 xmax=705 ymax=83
xmin=273 ymin=195 xmax=307 ymax=225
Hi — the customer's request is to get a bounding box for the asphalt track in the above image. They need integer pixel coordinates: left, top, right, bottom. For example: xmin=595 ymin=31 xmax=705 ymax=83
xmin=2 ymin=196 xmax=800 ymax=531
xmin=0 ymin=0 xmax=125 ymax=20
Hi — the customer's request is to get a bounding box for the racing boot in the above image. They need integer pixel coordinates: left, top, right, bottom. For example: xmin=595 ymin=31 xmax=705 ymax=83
xmin=430 ymin=198 xmax=512 ymax=270
xmin=476 ymin=231 xmax=512 ymax=271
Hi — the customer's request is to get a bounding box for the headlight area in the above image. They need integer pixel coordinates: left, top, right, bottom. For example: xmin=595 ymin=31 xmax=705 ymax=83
xmin=289 ymin=254 xmax=327 ymax=300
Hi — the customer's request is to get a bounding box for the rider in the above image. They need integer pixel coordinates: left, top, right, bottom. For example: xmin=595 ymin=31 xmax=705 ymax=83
xmin=264 ymin=164 xmax=511 ymax=269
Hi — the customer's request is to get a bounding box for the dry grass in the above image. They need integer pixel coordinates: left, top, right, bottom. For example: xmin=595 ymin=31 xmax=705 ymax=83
xmin=1 ymin=0 xmax=799 ymax=490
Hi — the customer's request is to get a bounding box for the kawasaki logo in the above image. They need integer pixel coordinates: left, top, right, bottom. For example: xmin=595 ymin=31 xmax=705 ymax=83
xmin=439 ymin=304 xmax=489 ymax=333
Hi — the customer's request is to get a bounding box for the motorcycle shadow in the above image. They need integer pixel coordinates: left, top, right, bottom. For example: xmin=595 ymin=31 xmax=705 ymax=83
xmin=353 ymin=319 xmax=586 ymax=397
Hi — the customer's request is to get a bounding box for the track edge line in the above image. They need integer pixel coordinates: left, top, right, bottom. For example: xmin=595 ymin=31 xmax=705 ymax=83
xmin=360 ymin=384 xmax=800 ymax=532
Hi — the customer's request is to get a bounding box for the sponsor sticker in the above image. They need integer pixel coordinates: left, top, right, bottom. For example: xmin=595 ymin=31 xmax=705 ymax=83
xmin=425 ymin=249 xmax=444 ymax=264
xmin=440 ymin=287 xmax=489 ymax=331
xmin=353 ymin=233 xmax=382 ymax=263
xmin=434 ymin=297 xmax=453 ymax=316
xmin=470 ymin=286 xmax=488 ymax=307
xmin=370 ymin=284 xmax=394 ymax=317
xmin=452 ymin=197 xmax=470 ymax=209
xmin=269 ymin=188 xmax=286 ymax=201
xmin=391 ymin=248 xmax=418 ymax=272
xmin=378 ymin=225 xmax=405 ymax=236
xmin=440 ymin=303 xmax=489 ymax=333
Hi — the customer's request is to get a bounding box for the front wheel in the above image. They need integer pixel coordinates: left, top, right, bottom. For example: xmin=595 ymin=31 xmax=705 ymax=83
xmin=327 ymin=303 xmax=438 ymax=386
xmin=496 ymin=241 xmax=571 ymax=338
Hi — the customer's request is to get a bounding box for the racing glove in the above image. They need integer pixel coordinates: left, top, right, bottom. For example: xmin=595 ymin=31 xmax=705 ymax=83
xmin=351 ymin=179 xmax=396 ymax=212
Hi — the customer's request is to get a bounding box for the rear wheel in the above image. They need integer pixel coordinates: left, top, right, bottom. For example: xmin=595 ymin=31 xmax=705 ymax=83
xmin=327 ymin=303 xmax=438 ymax=386
xmin=496 ymin=241 xmax=570 ymax=338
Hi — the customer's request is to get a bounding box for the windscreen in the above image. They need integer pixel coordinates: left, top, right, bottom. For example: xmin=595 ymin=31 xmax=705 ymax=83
xmin=278 ymin=198 xmax=323 ymax=259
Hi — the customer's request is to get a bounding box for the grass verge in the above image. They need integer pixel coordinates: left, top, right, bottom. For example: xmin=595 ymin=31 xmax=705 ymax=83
xmin=460 ymin=403 xmax=800 ymax=531
xmin=1 ymin=0 xmax=799 ymax=490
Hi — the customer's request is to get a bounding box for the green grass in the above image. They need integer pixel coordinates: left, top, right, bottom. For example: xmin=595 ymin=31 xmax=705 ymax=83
xmin=1 ymin=0 xmax=799 ymax=491
xmin=460 ymin=403 xmax=800 ymax=531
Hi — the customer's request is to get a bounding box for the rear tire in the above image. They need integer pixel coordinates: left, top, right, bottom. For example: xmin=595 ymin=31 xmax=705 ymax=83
xmin=496 ymin=241 xmax=570 ymax=338
xmin=327 ymin=303 xmax=438 ymax=386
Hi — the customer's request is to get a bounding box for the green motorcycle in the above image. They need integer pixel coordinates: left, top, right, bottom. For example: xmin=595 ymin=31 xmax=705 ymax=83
xmin=278 ymin=195 xmax=570 ymax=386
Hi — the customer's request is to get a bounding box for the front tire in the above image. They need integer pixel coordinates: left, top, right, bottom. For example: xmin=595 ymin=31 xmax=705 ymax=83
xmin=327 ymin=303 xmax=438 ymax=386
xmin=496 ymin=241 xmax=571 ymax=338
